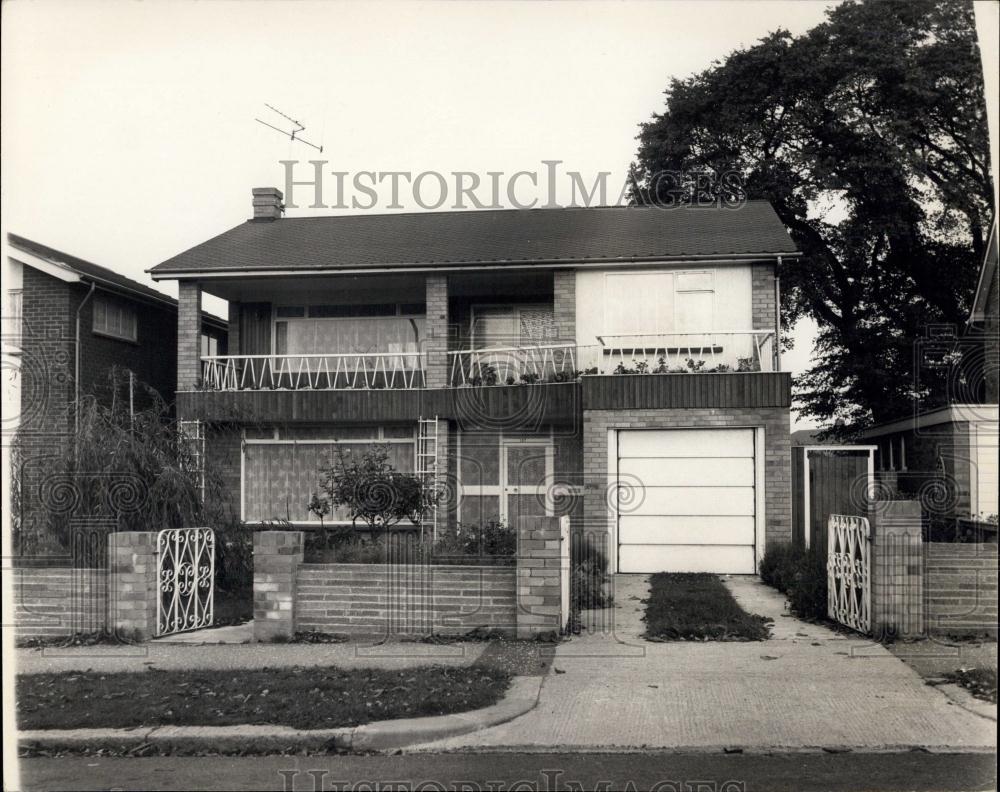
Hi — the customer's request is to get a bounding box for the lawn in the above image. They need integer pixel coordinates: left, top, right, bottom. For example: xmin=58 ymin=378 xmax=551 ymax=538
xmin=643 ymin=573 xmax=772 ymax=641
xmin=17 ymin=665 xmax=510 ymax=731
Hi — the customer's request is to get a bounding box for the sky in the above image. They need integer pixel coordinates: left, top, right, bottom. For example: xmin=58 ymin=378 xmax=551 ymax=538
xmin=2 ymin=0 xmax=997 ymax=430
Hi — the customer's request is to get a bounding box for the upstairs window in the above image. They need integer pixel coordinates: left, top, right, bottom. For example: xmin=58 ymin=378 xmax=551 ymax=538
xmin=604 ymin=270 xmax=715 ymax=337
xmin=201 ymin=334 xmax=219 ymax=358
xmin=93 ymin=296 xmax=137 ymax=342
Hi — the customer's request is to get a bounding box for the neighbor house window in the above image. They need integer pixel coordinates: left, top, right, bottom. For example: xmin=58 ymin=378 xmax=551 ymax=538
xmin=242 ymin=425 xmax=416 ymax=524
xmin=5 ymin=289 xmax=22 ymax=349
xmin=93 ymin=296 xmax=138 ymax=342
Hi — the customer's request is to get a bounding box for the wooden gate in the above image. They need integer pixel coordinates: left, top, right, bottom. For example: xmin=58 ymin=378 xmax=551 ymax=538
xmin=827 ymin=514 xmax=871 ymax=634
xmin=793 ymin=446 xmax=875 ymax=552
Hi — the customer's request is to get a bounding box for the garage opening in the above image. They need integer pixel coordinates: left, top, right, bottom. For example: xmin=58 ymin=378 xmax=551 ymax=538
xmin=616 ymin=428 xmax=757 ymax=574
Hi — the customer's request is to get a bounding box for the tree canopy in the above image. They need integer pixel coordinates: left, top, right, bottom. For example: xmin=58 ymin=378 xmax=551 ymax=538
xmin=631 ymin=0 xmax=993 ymax=434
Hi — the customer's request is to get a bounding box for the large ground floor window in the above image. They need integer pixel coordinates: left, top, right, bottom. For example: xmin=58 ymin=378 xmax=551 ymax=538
xmin=242 ymin=425 xmax=416 ymax=524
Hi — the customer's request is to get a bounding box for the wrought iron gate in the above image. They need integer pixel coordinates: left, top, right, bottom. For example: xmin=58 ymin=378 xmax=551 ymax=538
xmin=827 ymin=514 xmax=871 ymax=634
xmin=156 ymin=528 xmax=215 ymax=637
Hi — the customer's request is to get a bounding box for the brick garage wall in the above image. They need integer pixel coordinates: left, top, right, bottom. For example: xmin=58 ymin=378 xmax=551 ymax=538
xmin=582 ymin=407 xmax=792 ymax=554
xmin=295 ymin=564 xmax=517 ymax=637
xmin=11 ymin=568 xmax=107 ymax=640
xmin=925 ymin=543 xmax=998 ymax=636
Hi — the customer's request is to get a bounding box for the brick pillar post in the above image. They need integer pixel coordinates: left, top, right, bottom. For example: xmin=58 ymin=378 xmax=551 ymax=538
xmin=108 ymin=532 xmax=158 ymax=641
xmin=870 ymin=500 xmax=924 ymax=640
xmin=253 ymin=531 xmax=303 ymax=641
xmin=433 ymin=418 xmax=450 ymax=536
xmin=177 ymin=281 xmax=202 ymax=391
xmin=516 ymin=515 xmax=563 ymax=637
xmin=425 ymin=274 xmax=449 ymax=388
xmin=552 ymin=270 xmax=576 ymax=343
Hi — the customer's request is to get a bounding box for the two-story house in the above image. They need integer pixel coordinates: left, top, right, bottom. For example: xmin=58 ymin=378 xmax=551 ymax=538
xmin=149 ymin=188 xmax=800 ymax=574
xmin=5 ymin=233 xmax=228 ymax=550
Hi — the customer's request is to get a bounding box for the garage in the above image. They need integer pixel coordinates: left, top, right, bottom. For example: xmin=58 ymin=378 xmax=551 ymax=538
xmin=616 ymin=428 xmax=758 ymax=574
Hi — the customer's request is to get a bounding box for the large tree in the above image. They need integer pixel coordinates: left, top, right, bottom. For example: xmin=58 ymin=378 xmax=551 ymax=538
xmin=631 ymin=0 xmax=993 ymax=434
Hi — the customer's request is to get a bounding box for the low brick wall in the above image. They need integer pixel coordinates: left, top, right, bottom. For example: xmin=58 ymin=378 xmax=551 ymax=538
xmin=925 ymin=543 xmax=998 ymax=636
xmin=295 ymin=564 xmax=517 ymax=637
xmin=11 ymin=568 xmax=108 ymax=640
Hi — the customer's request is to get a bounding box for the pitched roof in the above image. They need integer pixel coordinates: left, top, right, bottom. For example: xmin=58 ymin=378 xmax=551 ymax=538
xmin=149 ymin=201 xmax=799 ymax=277
xmin=969 ymin=221 xmax=997 ymax=325
xmin=8 ymin=234 xmax=227 ymax=328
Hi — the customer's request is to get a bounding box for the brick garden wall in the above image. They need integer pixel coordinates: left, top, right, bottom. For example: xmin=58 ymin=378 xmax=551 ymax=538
xmin=11 ymin=567 xmax=107 ymax=640
xmin=295 ymin=564 xmax=517 ymax=637
xmin=582 ymin=406 xmax=792 ymax=553
xmin=924 ymin=543 xmax=998 ymax=636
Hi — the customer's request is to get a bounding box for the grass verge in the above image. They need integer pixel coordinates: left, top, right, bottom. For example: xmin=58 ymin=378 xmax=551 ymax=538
xmin=643 ymin=573 xmax=772 ymax=641
xmin=17 ymin=665 xmax=510 ymax=731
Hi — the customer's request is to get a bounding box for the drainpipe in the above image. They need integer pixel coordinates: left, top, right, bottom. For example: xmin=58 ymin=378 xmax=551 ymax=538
xmin=75 ymin=282 xmax=97 ymax=432
xmin=774 ymin=257 xmax=782 ymax=372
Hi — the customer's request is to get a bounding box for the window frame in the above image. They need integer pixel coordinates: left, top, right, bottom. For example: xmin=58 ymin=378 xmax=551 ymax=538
xmin=92 ymin=295 xmax=139 ymax=343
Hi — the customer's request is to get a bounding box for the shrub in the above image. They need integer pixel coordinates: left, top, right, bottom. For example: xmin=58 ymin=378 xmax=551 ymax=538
xmin=759 ymin=543 xmax=828 ymax=621
xmin=571 ymin=533 xmax=612 ymax=611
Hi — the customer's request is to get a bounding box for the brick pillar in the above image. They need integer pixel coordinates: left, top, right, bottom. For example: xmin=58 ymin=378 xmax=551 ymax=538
xmin=253 ymin=531 xmax=303 ymax=641
xmin=108 ymin=532 xmax=158 ymax=641
xmin=870 ymin=500 xmax=924 ymax=640
xmin=516 ymin=515 xmax=563 ymax=637
xmin=425 ymin=275 xmax=449 ymax=388
xmin=552 ymin=270 xmax=576 ymax=343
xmin=178 ymin=281 xmax=202 ymax=391
xmin=226 ymin=301 xmax=241 ymax=356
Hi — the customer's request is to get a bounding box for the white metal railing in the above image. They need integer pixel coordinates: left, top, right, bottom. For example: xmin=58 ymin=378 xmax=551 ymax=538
xmin=201 ymin=353 xmax=426 ymax=391
xmin=827 ymin=514 xmax=871 ymax=634
xmin=448 ymin=343 xmax=578 ymax=386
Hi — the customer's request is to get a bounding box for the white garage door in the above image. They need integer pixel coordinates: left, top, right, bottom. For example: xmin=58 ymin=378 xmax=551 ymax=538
xmin=617 ymin=428 xmax=757 ymax=574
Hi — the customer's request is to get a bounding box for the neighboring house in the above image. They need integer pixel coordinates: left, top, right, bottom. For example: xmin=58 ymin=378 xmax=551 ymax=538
xmin=149 ymin=188 xmax=800 ymax=574
xmin=860 ymin=223 xmax=999 ymax=524
xmin=5 ymin=234 xmax=228 ymax=549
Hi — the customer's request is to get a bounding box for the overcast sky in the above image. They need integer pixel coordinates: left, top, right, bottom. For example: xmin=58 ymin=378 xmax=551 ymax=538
xmin=2 ymin=1 xmax=997 ymax=430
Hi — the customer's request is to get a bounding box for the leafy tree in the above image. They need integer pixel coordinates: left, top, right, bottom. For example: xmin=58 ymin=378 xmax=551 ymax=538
xmin=309 ymin=444 xmax=433 ymax=532
xmin=631 ymin=0 xmax=993 ymax=434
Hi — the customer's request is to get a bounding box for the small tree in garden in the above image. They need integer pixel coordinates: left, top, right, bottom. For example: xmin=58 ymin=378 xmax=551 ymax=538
xmin=309 ymin=444 xmax=434 ymax=532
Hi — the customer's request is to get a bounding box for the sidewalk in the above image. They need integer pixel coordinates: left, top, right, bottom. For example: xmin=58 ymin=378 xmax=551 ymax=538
xmin=409 ymin=575 xmax=997 ymax=753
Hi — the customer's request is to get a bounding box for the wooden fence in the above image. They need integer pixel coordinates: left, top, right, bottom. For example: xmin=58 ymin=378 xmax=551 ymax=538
xmin=792 ymin=446 xmax=875 ymax=552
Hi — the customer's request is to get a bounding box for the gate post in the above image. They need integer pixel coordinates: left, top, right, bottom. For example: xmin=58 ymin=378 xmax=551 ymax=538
xmin=870 ymin=500 xmax=924 ymax=640
xmin=108 ymin=531 xmax=159 ymax=641
xmin=516 ymin=515 xmax=563 ymax=638
xmin=253 ymin=531 xmax=303 ymax=642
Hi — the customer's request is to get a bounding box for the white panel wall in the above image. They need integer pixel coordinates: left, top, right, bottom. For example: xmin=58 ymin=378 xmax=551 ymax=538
xmin=575 ymin=265 xmax=753 ymax=345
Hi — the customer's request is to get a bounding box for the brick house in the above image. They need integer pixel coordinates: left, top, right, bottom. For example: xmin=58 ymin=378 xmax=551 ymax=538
xmin=150 ymin=188 xmax=800 ymax=574
xmin=860 ymin=222 xmax=999 ymax=525
xmin=5 ymin=233 xmax=228 ymax=548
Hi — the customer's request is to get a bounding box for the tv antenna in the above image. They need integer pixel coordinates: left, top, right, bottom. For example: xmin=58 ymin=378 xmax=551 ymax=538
xmin=255 ymin=103 xmax=323 ymax=153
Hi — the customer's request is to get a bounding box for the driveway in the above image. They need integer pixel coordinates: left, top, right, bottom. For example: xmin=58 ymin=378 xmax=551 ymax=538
xmin=410 ymin=575 xmax=996 ymax=752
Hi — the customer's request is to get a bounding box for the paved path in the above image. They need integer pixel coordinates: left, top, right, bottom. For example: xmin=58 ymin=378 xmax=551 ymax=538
xmin=410 ymin=574 xmax=997 ymax=752
xmin=15 ymin=640 xmax=487 ymax=675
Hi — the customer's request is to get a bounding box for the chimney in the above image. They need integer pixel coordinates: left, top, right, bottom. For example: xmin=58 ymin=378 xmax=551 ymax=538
xmin=252 ymin=187 xmax=284 ymax=221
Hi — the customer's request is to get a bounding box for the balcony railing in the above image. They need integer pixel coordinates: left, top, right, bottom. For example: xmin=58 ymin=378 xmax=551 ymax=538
xmin=448 ymin=331 xmax=776 ymax=386
xmin=201 ymin=353 xmax=426 ymax=391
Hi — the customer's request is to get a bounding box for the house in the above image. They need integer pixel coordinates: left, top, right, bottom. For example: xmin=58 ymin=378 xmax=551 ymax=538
xmin=5 ymin=233 xmax=228 ymax=549
xmin=859 ymin=223 xmax=999 ymax=525
xmin=149 ymin=188 xmax=800 ymax=574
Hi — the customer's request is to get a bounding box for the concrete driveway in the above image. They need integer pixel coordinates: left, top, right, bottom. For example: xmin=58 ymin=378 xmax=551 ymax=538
xmin=411 ymin=575 xmax=996 ymax=752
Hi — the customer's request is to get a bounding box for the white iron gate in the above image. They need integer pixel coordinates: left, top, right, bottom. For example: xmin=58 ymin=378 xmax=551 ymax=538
xmin=156 ymin=528 xmax=215 ymax=637
xmin=827 ymin=514 xmax=871 ymax=634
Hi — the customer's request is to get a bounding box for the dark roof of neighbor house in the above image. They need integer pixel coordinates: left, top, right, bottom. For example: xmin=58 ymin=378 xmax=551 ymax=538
xmin=149 ymin=201 xmax=799 ymax=278
xmin=969 ymin=221 xmax=997 ymax=325
xmin=8 ymin=234 xmax=227 ymax=329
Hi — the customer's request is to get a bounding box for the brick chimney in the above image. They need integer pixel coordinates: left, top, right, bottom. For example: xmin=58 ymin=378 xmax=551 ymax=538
xmin=252 ymin=187 xmax=284 ymax=221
